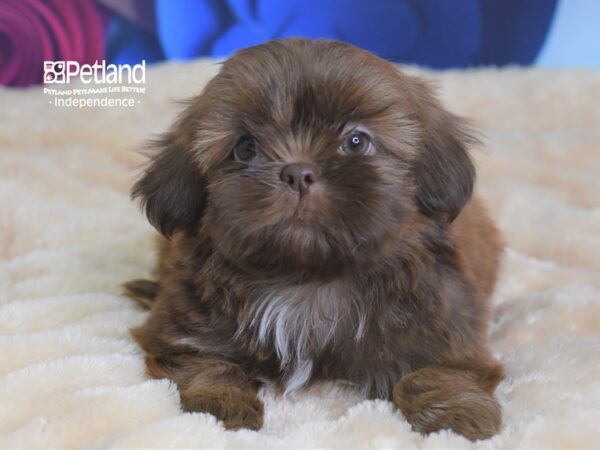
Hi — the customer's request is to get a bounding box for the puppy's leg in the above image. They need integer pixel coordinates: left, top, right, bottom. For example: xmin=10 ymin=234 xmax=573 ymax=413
xmin=145 ymin=354 xmax=263 ymax=430
xmin=393 ymin=365 xmax=503 ymax=441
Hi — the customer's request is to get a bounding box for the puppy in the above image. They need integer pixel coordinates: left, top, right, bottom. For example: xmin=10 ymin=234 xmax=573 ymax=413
xmin=127 ymin=38 xmax=504 ymax=440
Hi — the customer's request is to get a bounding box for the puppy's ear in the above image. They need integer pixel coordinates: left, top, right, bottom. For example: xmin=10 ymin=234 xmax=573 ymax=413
xmin=415 ymin=96 xmax=476 ymax=223
xmin=132 ymin=132 xmax=207 ymax=237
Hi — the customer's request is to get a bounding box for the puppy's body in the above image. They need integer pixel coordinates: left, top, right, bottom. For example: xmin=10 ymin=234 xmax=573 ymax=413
xmin=130 ymin=39 xmax=504 ymax=440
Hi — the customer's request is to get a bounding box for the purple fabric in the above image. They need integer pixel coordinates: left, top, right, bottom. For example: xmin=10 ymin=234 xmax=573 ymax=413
xmin=97 ymin=0 xmax=156 ymax=32
xmin=0 ymin=0 xmax=106 ymax=87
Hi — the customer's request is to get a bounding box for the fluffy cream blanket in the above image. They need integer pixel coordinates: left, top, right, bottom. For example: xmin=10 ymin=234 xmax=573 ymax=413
xmin=1 ymin=61 xmax=599 ymax=449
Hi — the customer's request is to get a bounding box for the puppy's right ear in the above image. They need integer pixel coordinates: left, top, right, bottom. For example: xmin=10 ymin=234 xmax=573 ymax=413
xmin=132 ymin=133 xmax=207 ymax=237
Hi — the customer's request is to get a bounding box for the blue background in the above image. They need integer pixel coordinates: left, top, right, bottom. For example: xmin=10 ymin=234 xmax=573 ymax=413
xmin=105 ymin=0 xmax=600 ymax=69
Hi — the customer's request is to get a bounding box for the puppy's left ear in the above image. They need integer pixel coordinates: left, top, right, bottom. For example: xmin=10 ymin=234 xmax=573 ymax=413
xmin=132 ymin=132 xmax=207 ymax=237
xmin=414 ymin=93 xmax=476 ymax=223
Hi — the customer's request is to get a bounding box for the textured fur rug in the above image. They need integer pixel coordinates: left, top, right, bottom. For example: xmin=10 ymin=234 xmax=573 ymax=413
xmin=1 ymin=61 xmax=599 ymax=449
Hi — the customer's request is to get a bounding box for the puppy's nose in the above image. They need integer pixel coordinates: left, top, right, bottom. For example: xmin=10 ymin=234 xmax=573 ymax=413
xmin=280 ymin=163 xmax=318 ymax=195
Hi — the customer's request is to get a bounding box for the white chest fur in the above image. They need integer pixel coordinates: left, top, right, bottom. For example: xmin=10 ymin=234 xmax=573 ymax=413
xmin=238 ymin=281 xmax=367 ymax=393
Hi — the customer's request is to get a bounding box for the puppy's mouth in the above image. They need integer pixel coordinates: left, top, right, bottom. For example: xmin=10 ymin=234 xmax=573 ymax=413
xmin=284 ymin=187 xmax=323 ymax=224
xmin=291 ymin=200 xmax=314 ymax=223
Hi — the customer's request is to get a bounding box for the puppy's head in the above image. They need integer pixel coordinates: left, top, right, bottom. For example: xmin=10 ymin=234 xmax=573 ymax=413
xmin=134 ymin=39 xmax=476 ymax=278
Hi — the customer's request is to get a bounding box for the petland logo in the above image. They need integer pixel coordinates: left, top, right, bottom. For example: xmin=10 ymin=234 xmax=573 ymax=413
xmin=44 ymin=60 xmax=146 ymax=84
xmin=43 ymin=60 xmax=146 ymax=108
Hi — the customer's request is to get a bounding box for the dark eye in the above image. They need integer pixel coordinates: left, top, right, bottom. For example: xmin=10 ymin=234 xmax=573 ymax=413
xmin=339 ymin=131 xmax=373 ymax=155
xmin=234 ymin=137 xmax=257 ymax=162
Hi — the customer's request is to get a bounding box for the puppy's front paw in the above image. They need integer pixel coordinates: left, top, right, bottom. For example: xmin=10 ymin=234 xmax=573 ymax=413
xmin=393 ymin=368 xmax=501 ymax=441
xmin=181 ymin=386 xmax=264 ymax=430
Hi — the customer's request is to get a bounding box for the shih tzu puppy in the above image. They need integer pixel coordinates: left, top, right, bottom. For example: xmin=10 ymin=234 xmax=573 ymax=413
xmin=126 ymin=38 xmax=504 ymax=440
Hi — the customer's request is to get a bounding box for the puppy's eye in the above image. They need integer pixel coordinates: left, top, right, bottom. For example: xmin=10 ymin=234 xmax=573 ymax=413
xmin=234 ymin=137 xmax=257 ymax=162
xmin=339 ymin=131 xmax=373 ymax=155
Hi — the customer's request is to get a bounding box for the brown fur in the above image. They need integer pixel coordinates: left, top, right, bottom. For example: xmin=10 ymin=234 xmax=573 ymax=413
xmin=128 ymin=38 xmax=504 ymax=440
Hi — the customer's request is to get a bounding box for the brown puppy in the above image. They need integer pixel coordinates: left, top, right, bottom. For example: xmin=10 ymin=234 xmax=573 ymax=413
xmin=128 ymin=38 xmax=504 ymax=440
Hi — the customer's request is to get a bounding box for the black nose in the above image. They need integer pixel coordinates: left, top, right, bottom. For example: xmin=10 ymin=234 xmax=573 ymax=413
xmin=280 ymin=163 xmax=318 ymax=195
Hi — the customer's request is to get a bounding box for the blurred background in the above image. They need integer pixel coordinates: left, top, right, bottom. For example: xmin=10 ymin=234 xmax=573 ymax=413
xmin=1 ymin=0 xmax=600 ymax=88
